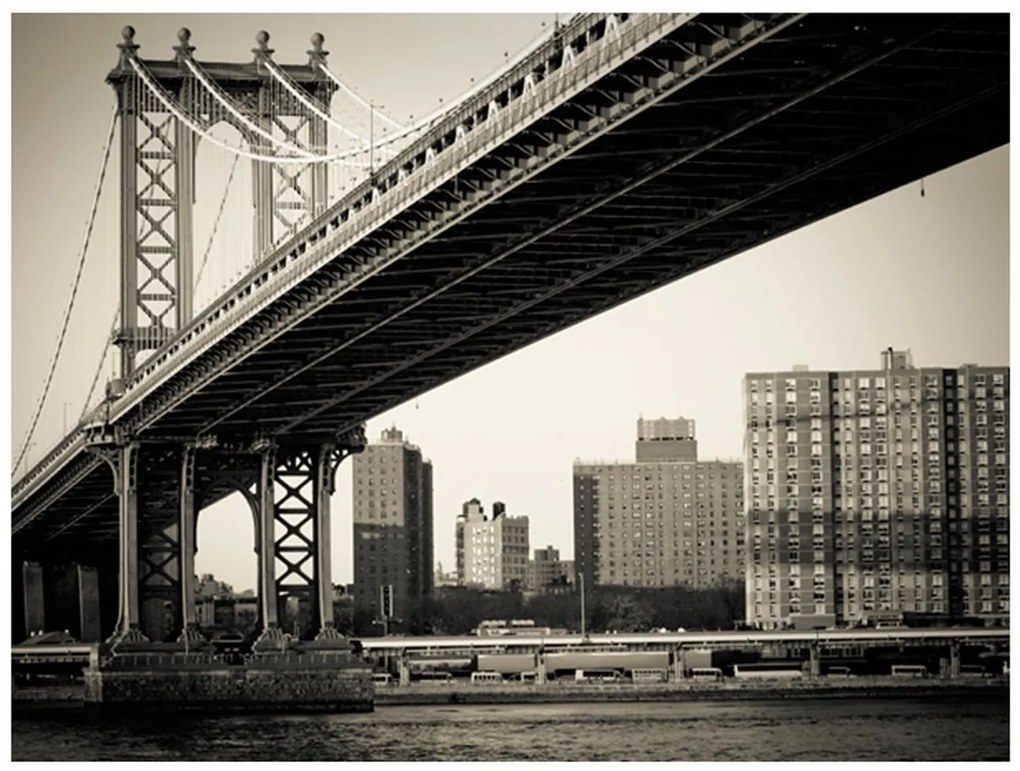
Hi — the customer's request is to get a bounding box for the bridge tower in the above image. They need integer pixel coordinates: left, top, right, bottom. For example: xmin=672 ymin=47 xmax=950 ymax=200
xmin=106 ymin=26 xmax=336 ymax=379
xmin=80 ymin=28 xmax=361 ymax=654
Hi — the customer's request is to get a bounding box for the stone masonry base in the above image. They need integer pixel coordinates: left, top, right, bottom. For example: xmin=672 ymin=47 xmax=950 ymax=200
xmin=84 ymin=661 xmax=374 ymax=713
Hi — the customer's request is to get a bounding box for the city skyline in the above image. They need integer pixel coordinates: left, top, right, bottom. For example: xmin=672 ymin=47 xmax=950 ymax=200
xmin=10 ymin=15 xmax=1009 ymax=595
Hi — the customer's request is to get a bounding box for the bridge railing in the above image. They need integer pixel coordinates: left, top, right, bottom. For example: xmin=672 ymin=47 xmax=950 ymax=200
xmin=14 ymin=12 xmax=689 ymax=503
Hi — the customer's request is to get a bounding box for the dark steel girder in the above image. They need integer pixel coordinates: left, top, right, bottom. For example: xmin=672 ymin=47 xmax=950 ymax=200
xmin=163 ymin=15 xmax=1007 ymax=440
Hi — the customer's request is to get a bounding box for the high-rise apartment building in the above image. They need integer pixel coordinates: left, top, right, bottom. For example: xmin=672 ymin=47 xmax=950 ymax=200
xmin=352 ymin=427 xmax=433 ymax=632
xmin=525 ymin=545 xmax=575 ymax=592
xmin=744 ymin=350 xmax=1009 ymax=630
xmin=456 ymin=499 xmax=530 ymax=590
xmin=574 ymin=418 xmax=745 ymax=590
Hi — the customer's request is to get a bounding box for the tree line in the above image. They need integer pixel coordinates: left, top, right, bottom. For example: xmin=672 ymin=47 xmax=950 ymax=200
xmin=346 ymin=581 xmax=745 ymax=637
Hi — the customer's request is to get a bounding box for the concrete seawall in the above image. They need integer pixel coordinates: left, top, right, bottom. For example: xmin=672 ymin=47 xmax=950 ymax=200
xmin=373 ymin=676 xmax=1009 ymax=706
xmin=83 ymin=665 xmax=374 ymax=713
xmin=15 ymin=675 xmax=1006 ymax=713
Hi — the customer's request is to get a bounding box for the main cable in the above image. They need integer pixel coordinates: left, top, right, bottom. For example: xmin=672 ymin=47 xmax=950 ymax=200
xmin=14 ymin=105 xmax=117 ymax=475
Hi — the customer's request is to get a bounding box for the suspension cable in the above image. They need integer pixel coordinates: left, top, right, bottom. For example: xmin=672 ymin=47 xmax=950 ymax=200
xmin=317 ymin=17 xmax=562 ymax=147
xmin=319 ymin=67 xmax=405 ymax=131
xmin=130 ymin=56 xmax=372 ymax=166
xmin=261 ymin=57 xmax=364 ymax=141
xmin=13 ymin=105 xmax=117 ymax=475
xmin=78 ymin=312 xmax=118 ymax=422
xmin=195 ymin=152 xmax=240 ymax=287
xmin=184 ymin=57 xmax=317 ymax=158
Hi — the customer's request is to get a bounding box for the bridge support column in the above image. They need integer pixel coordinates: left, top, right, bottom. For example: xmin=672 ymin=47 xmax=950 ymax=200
xmin=76 ymin=565 xmax=103 ymax=643
xmin=312 ymin=444 xmax=343 ymax=643
xmin=109 ymin=442 xmax=148 ymax=649
xmin=808 ymin=641 xmax=821 ymax=678
xmin=177 ymin=446 xmax=205 ymax=647
xmin=949 ymin=640 xmax=961 ymax=679
xmin=536 ymin=652 xmax=547 ymax=685
xmin=15 ymin=559 xmax=102 ymax=643
xmin=253 ymin=445 xmax=286 ymax=652
xmin=398 ymin=654 xmax=410 ymax=687
xmin=21 ymin=561 xmax=45 ymax=639
xmin=673 ymin=647 xmax=686 ymax=682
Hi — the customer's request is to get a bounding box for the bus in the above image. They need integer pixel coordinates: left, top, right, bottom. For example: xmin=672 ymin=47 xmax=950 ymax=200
xmin=891 ymin=665 xmax=928 ymax=678
xmin=470 ymin=671 xmax=504 ymax=684
xmin=415 ymin=670 xmax=454 ymax=683
xmin=690 ymin=667 xmax=724 ymax=682
xmin=575 ymin=669 xmax=621 ymax=683
xmin=825 ymin=666 xmax=853 ymax=678
xmin=631 ymin=668 xmax=668 ymax=683
xmin=474 ymin=619 xmax=552 ymax=637
xmin=733 ymin=663 xmax=803 ymax=679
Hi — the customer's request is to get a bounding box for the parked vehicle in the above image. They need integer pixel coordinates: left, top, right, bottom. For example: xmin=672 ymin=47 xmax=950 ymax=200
xmin=690 ymin=667 xmax=724 ymax=682
xmin=575 ymin=668 xmax=620 ymax=683
xmin=631 ymin=667 xmax=668 ymax=683
xmin=470 ymin=671 xmax=503 ymax=684
xmin=733 ymin=663 xmax=803 ymax=679
xmin=415 ymin=670 xmax=454 ymax=682
xmin=891 ymin=665 xmax=928 ymax=678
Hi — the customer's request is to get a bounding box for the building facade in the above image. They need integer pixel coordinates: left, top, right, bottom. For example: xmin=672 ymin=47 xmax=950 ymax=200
xmin=744 ymin=350 xmax=1009 ymax=629
xmin=574 ymin=418 xmax=745 ymax=590
xmin=525 ymin=545 xmax=575 ymax=593
xmin=352 ymin=427 xmax=434 ymax=632
xmin=456 ymin=499 xmax=530 ymax=590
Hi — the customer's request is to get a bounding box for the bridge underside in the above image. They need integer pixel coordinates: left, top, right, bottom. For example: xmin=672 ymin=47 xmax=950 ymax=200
xmin=14 ymin=13 xmax=1007 ymax=552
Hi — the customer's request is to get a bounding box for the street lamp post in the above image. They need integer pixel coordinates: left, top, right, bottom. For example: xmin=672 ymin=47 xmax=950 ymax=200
xmin=580 ymin=573 xmax=587 ymax=640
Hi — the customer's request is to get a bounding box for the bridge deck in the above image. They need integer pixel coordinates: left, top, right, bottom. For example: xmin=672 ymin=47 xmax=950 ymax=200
xmin=13 ymin=13 xmax=1008 ymax=547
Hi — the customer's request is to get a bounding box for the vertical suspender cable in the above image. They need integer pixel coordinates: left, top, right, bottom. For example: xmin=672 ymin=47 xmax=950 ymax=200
xmin=13 ymin=105 xmax=117 ymax=475
xmin=79 ymin=315 xmax=118 ymax=421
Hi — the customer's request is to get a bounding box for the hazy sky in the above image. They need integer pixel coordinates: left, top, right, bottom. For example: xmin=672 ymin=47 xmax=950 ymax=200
xmin=10 ymin=14 xmax=1009 ymax=592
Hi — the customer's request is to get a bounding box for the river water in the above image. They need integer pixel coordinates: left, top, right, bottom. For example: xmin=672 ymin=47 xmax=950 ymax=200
xmin=12 ymin=694 xmax=1008 ymax=761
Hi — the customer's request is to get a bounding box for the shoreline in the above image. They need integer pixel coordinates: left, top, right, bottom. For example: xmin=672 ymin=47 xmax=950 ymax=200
xmin=374 ymin=676 xmax=1008 ymax=706
xmin=13 ymin=676 xmax=1007 ymax=714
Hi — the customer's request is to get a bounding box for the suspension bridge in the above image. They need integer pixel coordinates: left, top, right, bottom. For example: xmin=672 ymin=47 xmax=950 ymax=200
xmin=10 ymin=11 xmax=1008 ymax=675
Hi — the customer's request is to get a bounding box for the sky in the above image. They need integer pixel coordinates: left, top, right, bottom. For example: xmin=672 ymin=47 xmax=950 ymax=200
xmin=8 ymin=13 xmax=1010 ymax=594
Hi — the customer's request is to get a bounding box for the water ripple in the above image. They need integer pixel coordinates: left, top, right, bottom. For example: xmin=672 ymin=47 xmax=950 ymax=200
xmin=13 ymin=695 xmax=1008 ymax=761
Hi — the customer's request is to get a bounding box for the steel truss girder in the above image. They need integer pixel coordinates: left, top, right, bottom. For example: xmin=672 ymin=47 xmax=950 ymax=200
xmin=272 ymin=56 xmax=1004 ymax=436
xmin=139 ymin=14 xmax=798 ymax=442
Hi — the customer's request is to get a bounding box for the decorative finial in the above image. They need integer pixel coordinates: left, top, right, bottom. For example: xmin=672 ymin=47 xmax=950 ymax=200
xmin=117 ymin=25 xmax=140 ymax=69
xmin=307 ymin=31 xmax=329 ymax=66
xmin=253 ymin=29 xmax=274 ymax=59
xmin=174 ymin=27 xmax=195 ymax=60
